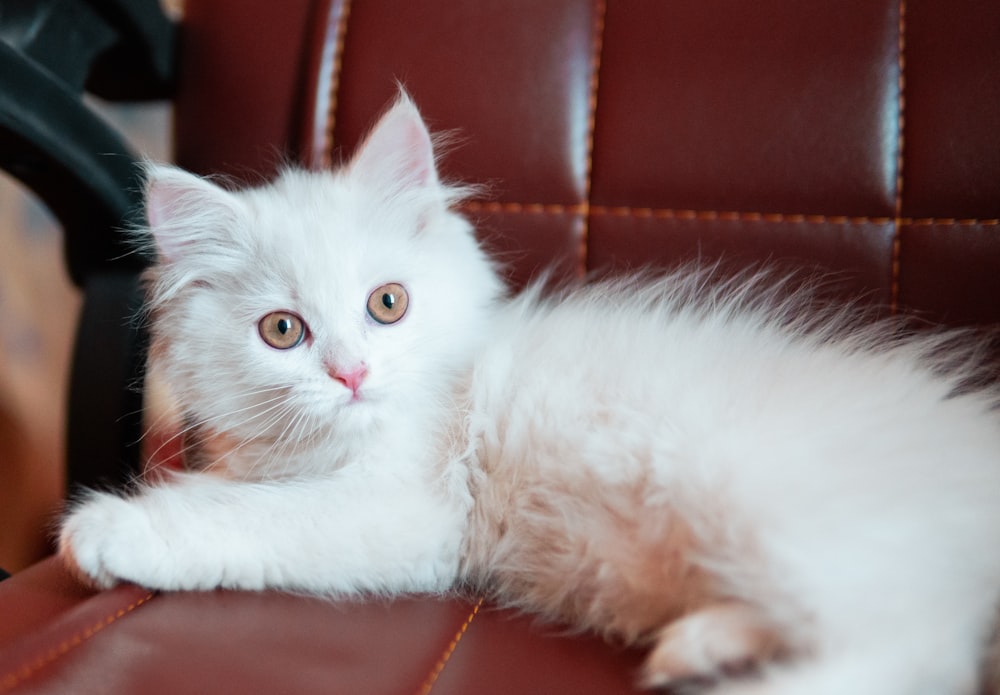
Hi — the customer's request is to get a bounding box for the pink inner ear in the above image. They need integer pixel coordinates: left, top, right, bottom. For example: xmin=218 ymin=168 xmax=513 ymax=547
xmin=145 ymin=179 xmax=189 ymax=262
xmin=145 ymin=179 xmax=173 ymax=230
xmin=398 ymin=116 xmax=435 ymax=187
xmin=351 ymin=95 xmax=439 ymax=190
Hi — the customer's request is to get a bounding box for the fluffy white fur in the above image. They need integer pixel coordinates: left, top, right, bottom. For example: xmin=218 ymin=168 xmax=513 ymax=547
xmin=60 ymin=94 xmax=1000 ymax=694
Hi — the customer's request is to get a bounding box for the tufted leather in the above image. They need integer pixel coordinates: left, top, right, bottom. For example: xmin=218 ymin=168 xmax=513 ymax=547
xmin=2 ymin=1 xmax=998 ymax=693
xmin=175 ymin=0 xmax=999 ymax=323
xmin=0 ymin=558 xmax=645 ymax=694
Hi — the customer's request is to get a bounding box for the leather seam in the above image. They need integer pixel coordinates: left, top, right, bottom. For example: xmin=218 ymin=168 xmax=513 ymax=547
xmin=415 ymin=598 xmax=484 ymax=695
xmin=897 ymin=217 xmax=1000 ymax=226
xmin=890 ymin=0 xmax=908 ymax=311
xmin=579 ymin=0 xmax=608 ymax=277
xmin=320 ymin=0 xmax=353 ymax=168
xmin=0 ymin=592 xmax=156 ymax=693
xmin=462 ymin=201 xmax=1000 ymax=227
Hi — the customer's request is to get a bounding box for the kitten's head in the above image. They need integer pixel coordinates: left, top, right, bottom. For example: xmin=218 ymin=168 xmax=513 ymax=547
xmin=142 ymin=93 xmax=504 ymax=477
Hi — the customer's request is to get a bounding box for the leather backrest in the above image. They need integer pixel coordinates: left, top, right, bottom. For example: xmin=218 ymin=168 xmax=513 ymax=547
xmin=174 ymin=0 xmax=1000 ymax=327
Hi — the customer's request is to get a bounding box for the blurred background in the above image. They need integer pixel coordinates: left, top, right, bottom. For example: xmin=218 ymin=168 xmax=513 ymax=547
xmin=0 ymin=9 xmax=175 ymax=571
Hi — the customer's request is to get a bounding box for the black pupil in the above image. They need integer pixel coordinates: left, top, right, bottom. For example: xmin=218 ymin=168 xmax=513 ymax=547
xmin=278 ymin=318 xmax=292 ymax=335
xmin=381 ymin=293 xmax=395 ymax=310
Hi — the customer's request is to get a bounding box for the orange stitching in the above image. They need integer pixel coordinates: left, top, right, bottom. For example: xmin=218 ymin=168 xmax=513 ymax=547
xmin=907 ymin=217 xmax=1000 ymax=227
xmin=890 ymin=0 xmax=908 ymax=313
xmin=320 ymin=0 xmax=353 ymax=168
xmin=460 ymin=200 xmax=1000 ymax=227
xmin=579 ymin=0 xmax=608 ymax=276
xmin=415 ymin=598 xmax=484 ymax=695
xmin=462 ymin=200 xmax=587 ymax=216
xmin=0 ymin=592 xmax=156 ymax=692
xmin=593 ymin=206 xmax=894 ymax=225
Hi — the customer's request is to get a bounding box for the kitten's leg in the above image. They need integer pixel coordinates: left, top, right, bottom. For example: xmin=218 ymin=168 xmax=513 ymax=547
xmin=643 ymin=605 xmax=987 ymax=695
xmin=59 ymin=468 xmax=466 ymax=594
xmin=641 ymin=601 xmax=789 ymax=689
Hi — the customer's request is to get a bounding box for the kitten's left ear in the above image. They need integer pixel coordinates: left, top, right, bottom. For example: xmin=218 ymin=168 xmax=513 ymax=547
xmin=348 ymin=91 xmax=439 ymax=191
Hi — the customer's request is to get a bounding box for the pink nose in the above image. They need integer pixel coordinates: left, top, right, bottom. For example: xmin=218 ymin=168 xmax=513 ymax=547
xmin=328 ymin=363 xmax=368 ymax=394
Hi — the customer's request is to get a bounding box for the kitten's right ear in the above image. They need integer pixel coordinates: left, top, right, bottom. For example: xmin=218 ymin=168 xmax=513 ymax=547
xmin=143 ymin=163 xmax=242 ymax=263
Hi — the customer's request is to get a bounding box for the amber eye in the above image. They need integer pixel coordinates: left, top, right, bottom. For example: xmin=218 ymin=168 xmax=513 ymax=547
xmin=367 ymin=283 xmax=409 ymax=325
xmin=258 ymin=311 xmax=306 ymax=349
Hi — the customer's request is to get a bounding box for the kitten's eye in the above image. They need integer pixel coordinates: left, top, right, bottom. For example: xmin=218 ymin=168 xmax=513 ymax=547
xmin=259 ymin=311 xmax=306 ymax=349
xmin=367 ymin=283 xmax=408 ymax=325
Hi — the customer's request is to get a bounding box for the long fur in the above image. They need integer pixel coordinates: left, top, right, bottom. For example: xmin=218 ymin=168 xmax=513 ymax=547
xmin=60 ymin=93 xmax=1000 ymax=694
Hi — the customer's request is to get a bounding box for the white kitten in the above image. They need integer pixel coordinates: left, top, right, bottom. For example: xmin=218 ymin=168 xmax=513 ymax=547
xmin=60 ymin=93 xmax=1000 ymax=694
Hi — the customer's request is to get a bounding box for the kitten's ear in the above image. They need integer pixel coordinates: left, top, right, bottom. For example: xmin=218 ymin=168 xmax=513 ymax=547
xmin=143 ymin=163 xmax=243 ymax=263
xmin=348 ymin=92 xmax=439 ymax=191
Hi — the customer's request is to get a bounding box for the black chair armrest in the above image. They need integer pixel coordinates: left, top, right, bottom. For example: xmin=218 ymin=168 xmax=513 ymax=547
xmin=0 ymin=0 xmax=175 ymax=489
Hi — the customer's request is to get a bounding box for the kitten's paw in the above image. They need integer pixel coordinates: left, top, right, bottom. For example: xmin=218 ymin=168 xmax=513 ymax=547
xmin=641 ymin=603 xmax=787 ymax=689
xmin=58 ymin=492 xmax=171 ymax=590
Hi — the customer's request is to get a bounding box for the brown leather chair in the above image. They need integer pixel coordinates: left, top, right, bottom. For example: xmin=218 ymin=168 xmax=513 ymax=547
xmin=2 ymin=1 xmax=998 ymax=693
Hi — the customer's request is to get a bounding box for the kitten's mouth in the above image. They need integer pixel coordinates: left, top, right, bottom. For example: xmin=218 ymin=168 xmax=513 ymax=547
xmin=346 ymin=392 xmax=374 ymax=409
xmin=335 ymin=387 xmax=364 ymax=406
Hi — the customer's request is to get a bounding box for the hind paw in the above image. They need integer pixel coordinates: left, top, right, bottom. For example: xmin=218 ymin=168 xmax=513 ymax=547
xmin=642 ymin=602 xmax=787 ymax=689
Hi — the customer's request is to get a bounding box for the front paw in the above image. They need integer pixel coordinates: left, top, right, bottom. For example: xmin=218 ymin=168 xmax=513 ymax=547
xmin=59 ymin=491 xmax=171 ymax=590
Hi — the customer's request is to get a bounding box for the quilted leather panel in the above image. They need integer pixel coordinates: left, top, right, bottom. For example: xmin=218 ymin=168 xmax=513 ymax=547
xmin=174 ymin=0 xmax=1000 ymax=323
